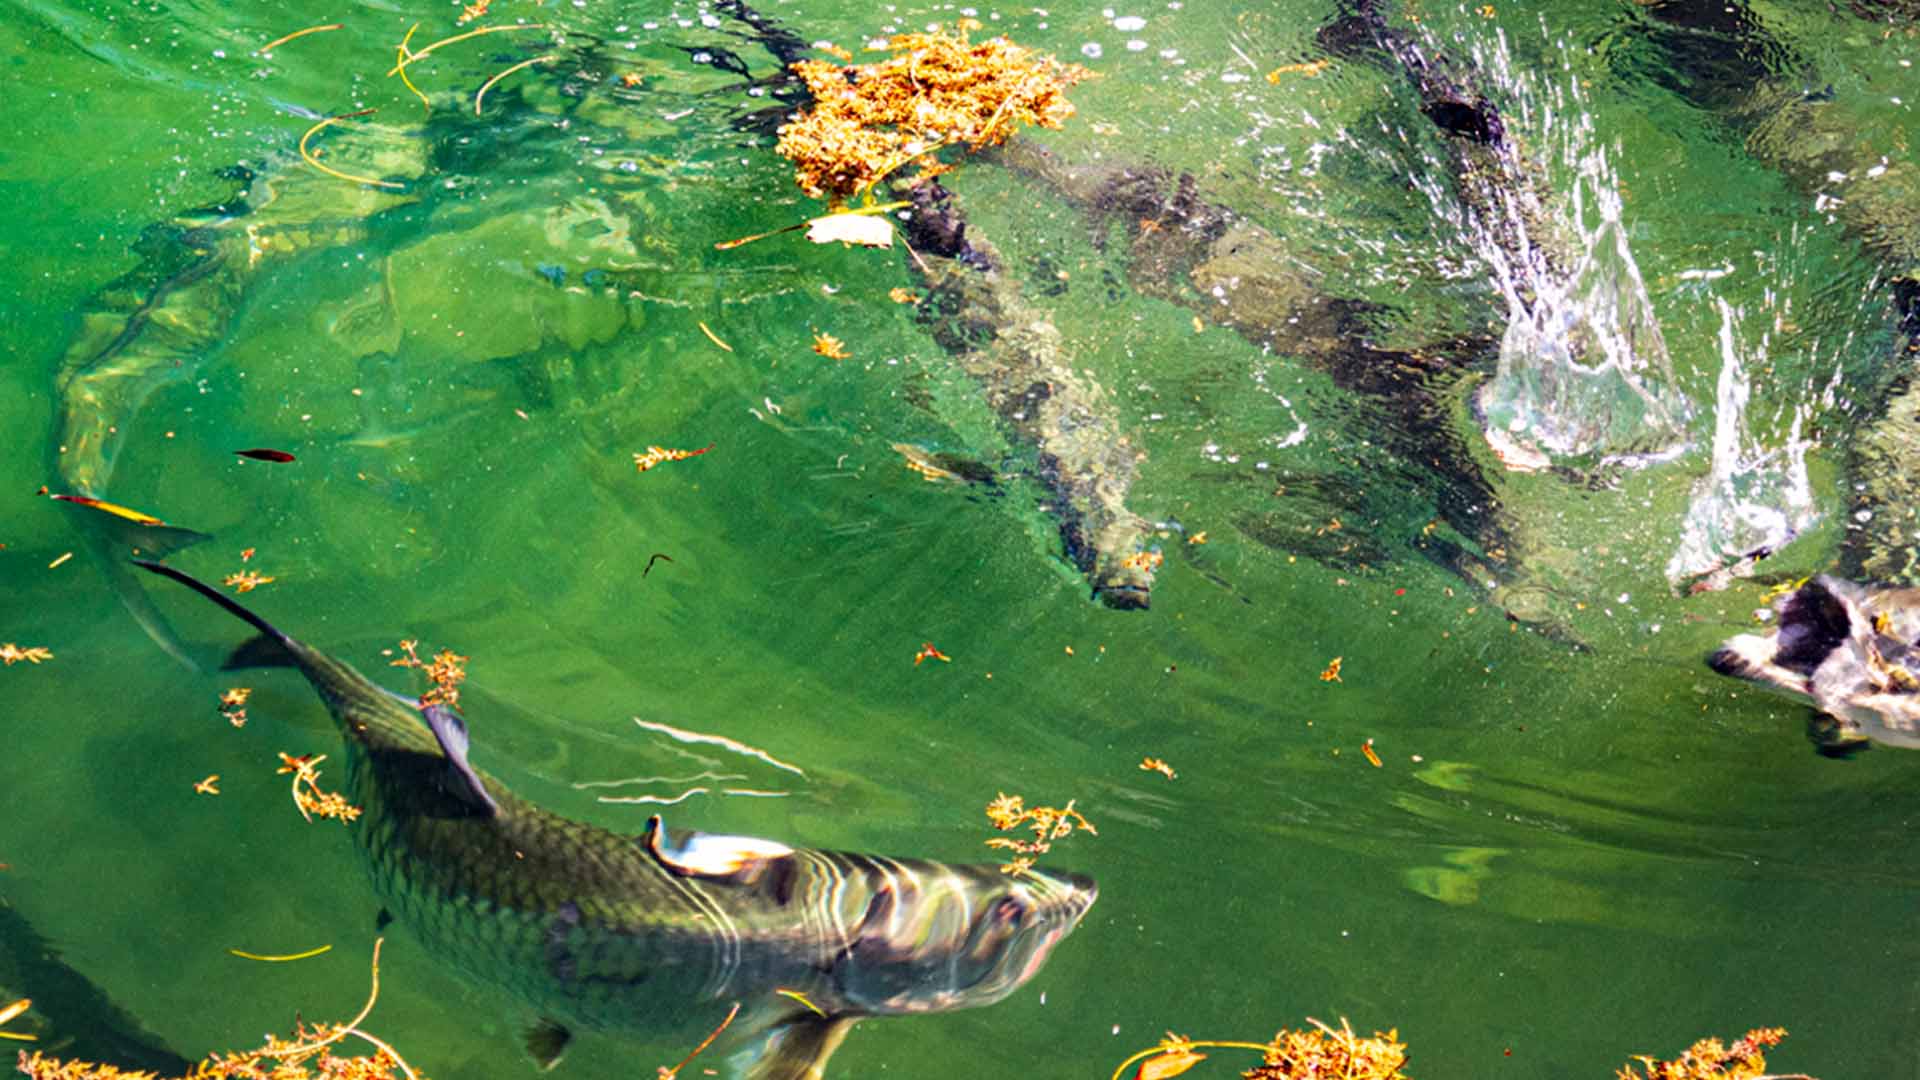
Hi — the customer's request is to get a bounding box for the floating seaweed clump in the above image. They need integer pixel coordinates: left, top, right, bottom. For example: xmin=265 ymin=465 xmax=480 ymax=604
xmin=389 ymin=639 xmax=469 ymax=711
xmin=1114 ymin=1023 xmax=1814 ymax=1080
xmin=1111 ymin=1020 xmax=1408 ymax=1080
xmin=776 ymin=22 xmax=1093 ymax=201
xmin=1241 ymin=1020 xmax=1410 ymax=1080
xmin=1616 ymin=1027 xmax=1804 ymax=1080
xmin=16 ymin=941 xmax=420 ymax=1080
xmin=983 ymin=792 xmax=1096 ymax=876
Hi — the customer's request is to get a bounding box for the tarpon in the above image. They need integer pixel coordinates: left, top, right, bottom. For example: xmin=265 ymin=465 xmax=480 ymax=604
xmin=1709 ymin=575 xmax=1920 ymax=751
xmin=50 ymin=145 xmax=419 ymax=672
xmin=132 ymin=560 xmax=1097 ymax=1079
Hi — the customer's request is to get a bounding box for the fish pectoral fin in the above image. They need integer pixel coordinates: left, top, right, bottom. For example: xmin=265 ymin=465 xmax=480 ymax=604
xmin=422 ymin=703 xmax=500 ymax=817
xmin=523 ymin=1017 xmax=572 ymax=1072
xmin=737 ymin=1015 xmax=858 ymax=1080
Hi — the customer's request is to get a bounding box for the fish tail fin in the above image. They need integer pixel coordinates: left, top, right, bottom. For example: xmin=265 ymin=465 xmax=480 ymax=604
xmin=135 ymin=560 xmax=432 ymax=756
xmin=223 ymin=633 xmax=298 ymax=670
xmin=131 ymin=559 xmax=296 ymax=651
xmin=738 ymin=1016 xmax=858 ymax=1080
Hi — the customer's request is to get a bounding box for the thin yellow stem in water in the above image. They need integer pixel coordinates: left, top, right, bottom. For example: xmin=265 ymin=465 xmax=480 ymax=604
xmin=228 ymin=944 xmax=333 ymax=962
xmin=258 ymin=23 xmax=342 ymax=54
xmin=715 ymin=200 xmax=910 ymax=251
xmin=774 ymin=988 xmax=826 ymax=1017
xmin=475 ymin=54 xmax=555 ymax=115
xmin=662 ymin=1002 xmax=740 ymax=1078
xmin=397 ymin=23 xmax=431 ymax=113
xmin=343 ymin=1026 xmax=420 ymax=1080
xmin=298 ymin=110 xmax=405 ymax=190
xmin=273 ymin=938 xmax=387 ymax=1060
xmin=1109 ymin=1040 xmax=1278 ymax=1080
xmin=385 ymin=24 xmax=548 ymax=76
xmin=713 ymin=221 xmax=809 ymax=250
xmin=697 ymin=321 xmax=734 ymax=352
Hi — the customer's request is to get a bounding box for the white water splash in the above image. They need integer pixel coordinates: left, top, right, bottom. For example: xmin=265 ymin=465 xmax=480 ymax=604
xmin=1413 ymin=26 xmax=1690 ymax=468
xmin=1666 ymin=299 xmax=1818 ymax=586
xmin=1478 ymin=142 xmax=1691 ymax=467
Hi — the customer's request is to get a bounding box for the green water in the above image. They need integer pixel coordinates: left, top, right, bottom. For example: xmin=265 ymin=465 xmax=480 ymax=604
xmin=3 ymin=1 xmax=1918 ymax=1077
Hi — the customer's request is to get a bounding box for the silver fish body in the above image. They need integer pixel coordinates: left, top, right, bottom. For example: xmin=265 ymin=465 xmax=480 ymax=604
xmin=136 ymin=561 xmax=1096 ymax=1078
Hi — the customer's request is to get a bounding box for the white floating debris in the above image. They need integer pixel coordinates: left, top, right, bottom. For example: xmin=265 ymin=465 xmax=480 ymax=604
xmin=1675 ymin=263 xmax=1733 ymax=281
xmin=1114 ymin=14 xmax=1146 ymax=30
xmin=1081 ymin=42 xmax=1103 ymax=58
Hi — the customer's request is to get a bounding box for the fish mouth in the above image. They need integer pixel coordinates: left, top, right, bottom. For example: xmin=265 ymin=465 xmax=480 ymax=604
xmin=1075 ymin=874 xmax=1099 ymax=912
xmin=1036 ymin=868 xmax=1099 ymax=921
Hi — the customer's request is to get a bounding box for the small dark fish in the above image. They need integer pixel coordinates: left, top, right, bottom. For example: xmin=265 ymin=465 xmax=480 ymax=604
xmin=234 ymin=448 xmax=297 ymax=463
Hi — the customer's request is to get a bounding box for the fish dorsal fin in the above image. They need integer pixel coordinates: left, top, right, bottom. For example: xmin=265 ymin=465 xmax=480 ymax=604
xmin=523 ymin=1018 xmax=572 ymax=1071
xmin=421 ymin=703 xmax=499 ymax=816
xmin=737 ymin=1015 xmax=859 ymax=1080
xmin=640 ymin=815 xmax=796 ymax=892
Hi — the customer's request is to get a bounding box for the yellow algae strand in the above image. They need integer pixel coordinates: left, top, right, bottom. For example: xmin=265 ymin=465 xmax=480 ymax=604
xmin=228 ymin=943 xmax=334 ymax=962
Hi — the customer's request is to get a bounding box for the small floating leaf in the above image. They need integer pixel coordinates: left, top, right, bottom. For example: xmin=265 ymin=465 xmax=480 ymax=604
xmin=806 ymin=212 xmax=895 ymax=248
xmin=1136 ymin=1049 xmax=1206 ymax=1080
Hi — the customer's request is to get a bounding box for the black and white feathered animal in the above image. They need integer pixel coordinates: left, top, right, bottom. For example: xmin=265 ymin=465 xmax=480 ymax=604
xmin=1709 ymin=575 xmax=1920 ymax=749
